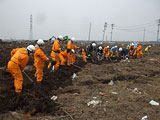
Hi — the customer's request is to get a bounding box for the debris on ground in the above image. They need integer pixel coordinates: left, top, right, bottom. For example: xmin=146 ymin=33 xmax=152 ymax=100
xmin=108 ymin=80 xmax=114 ymax=85
xmin=51 ymin=95 xmax=58 ymax=101
xmin=149 ymin=100 xmax=159 ymax=106
xmin=99 ymin=92 xmax=105 ymax=96
xmin=111 ymin=92 xmax=119 ymax=95
xmin=72 ymin=73 xmax=77 ymax=80
xmin=141 ymin=115 xmax=147 ymax=120
xmin=87 ymin=100 xmax=102 ymax=107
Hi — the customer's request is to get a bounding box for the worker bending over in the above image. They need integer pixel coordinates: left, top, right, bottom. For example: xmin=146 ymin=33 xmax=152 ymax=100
xmin=110 ymin=46 xmax=118 ymax=57
xmin=118 ymin=47 xmax=129 ymax=60
xmin=34 ymin=39 xmax=49 ymax=83
xmin=97 ymin=46 xmax=103 ymax=61
xmin=59 ymin=48 xmax=68 ymax=65
xmin=81 ymin=48 xmax=87 ymax=63
xmin=133 ymin=45 xmax=144 ymax=58
xmin=145 ymin=45 xmax=151 ymax=54
xmin=86 ymin=42 xmax=97 ymax=63
xmin=67 ymin=37 xmax=78 ymax=66
xmin=103 ymin=46 xmax=110 ymax=60
xmin=7 ymin=45 xmax=35 ymax=94
xmin=128 ymin=43 xmax=135 ymax=58
xmin=48 ymin=36 xmax=62 ymax=70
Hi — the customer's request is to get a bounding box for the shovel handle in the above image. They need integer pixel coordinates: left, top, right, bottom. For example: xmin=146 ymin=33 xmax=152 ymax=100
xmin=22 ymin=71 xmax=33 ymax=82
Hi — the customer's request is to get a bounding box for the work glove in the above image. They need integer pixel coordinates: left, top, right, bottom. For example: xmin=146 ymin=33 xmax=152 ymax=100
xmin=46 ymin=58 xmax=49 ymax=61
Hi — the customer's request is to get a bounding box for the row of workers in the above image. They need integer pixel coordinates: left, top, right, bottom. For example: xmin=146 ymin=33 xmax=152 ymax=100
xmin=8 ymin=36 xmax=79 ymax=94
xmin=81 ymin=42 xmax=151 ymax=63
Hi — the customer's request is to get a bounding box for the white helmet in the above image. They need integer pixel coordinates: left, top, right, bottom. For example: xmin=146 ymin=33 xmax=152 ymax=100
xmin=148 ymin=45 xmax=151 ymax=48
xmin=119 ymin=47 xmax=122 ymax=52
xmin=107 ymin=46 xmax=109 ymax=48
xmin=99 ymin=46 xmax=102 ymax=50
xmin=92 ymin=43 xmax=96 ymax=47
xmin=58 ymin=35 xmax=63 ymax=40
xmin=37 ymin=39 xmax=44 ymax=45
xmin=71 ymin=49 xmax=75 ymax=53
xmin=115 ymin=45 xmax=117 ymax=48
xmin=71 ymin=37 xmax=75 ymax=41
xmin=27 ymin=45 xmax=35 ymax=53
xmin=131 ymin=43 xmax=134 ymax=46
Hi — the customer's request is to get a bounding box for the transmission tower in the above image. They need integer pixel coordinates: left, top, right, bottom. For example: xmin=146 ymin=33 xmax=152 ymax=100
xmin=29 ymin=14 xmax=33 ymax=40
xmin=157 ymin=19 xmax=160 ymax=42
xmin=88 ymin=22 xmax=92 ymax=42
xmin=110 ymin=24 xmax=114 ymax=42
xmin=102 ymin=22 xmax=107 ymax=43
xmin=143 ymin=28 xmax=146 ymax=42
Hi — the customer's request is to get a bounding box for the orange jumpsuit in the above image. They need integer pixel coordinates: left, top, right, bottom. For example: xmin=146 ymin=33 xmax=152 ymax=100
xmin=11 ymin=48 xmax=20 ymax=57
xmin=48 ymin=40 xmax=61 ymax=69
xmin=103 ymin=47 xmax=110 ymax=60
xmin=82 ymin=50 xmax=87 ymax=62
xmin=59 ymin=50 xmax=67 ymax=65
xmin=34 ymin=47 xmax=48 ymax=82
xmin=7 ymin=48 xmax=29 ymax=94
xmin=128 ymin=46 xmax=135 ymax=56
xmin=67 ymin=41 xmax=78 ymax=66
xmin=133 ymin=45 xmax=144 ymax=58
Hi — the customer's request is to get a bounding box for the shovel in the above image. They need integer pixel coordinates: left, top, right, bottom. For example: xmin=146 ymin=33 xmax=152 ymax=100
xmin=71 ymin=64 xmax=82 ymax=69
xmin=22 ymin=71 xmax=33 ymax=82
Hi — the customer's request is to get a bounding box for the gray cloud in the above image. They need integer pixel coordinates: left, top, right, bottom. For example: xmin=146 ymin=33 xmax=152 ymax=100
xmin=0 ymin=0 xmax=160 ymax=41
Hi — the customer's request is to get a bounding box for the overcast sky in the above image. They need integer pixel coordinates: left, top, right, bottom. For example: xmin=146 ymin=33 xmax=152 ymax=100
xmin=0 ymin=0 xmax=160 ymax=41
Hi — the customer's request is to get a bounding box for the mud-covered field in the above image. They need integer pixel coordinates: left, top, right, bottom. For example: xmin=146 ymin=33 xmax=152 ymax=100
xmin=0 ymin=41 xmax=160 ymax=120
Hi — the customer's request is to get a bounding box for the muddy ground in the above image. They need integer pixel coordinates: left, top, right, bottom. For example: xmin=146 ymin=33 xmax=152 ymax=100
xmin=0 ymin=41 xmax=160 ymax=120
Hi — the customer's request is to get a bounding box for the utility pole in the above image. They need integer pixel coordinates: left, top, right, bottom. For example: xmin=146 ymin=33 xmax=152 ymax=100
xmin=110 ymin=24 xmax=114 ymax=42
xmin=102 ymin=22 xmax=107 ymax=43
xmin=88 ymin=22 xmax=92 ymax=42
xmin=29 ymin=14 xmax=33 ymax=40
xmin=157 ymin=19 xmax=160 ymax=43
xmin=143 ymin=28 xmax=146 ymax=42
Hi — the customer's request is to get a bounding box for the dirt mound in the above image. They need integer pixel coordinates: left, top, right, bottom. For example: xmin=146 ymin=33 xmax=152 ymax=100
xmin=0 ymin=42 xmax=160 ymax=120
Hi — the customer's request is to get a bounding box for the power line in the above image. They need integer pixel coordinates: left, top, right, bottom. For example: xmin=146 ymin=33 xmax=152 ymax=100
xmin=114 ymin=23 xmax=157 ymax=30
xmin=112 ymin=19 xmax=157 ymax=28
xmin=157 ymin=19 xmax=160 ymax=42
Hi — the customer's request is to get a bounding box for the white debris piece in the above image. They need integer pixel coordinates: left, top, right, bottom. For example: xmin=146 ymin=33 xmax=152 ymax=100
xmin=72 ymin=73 xmax=77 ymax=80
xmin=149 ymin=100 xmax=159 ymax=106
xmin=111 ymin=92 xmax=119 ymax=95
xmin=51 ymin=95 xmax=58 ymax=101
xmin=133 ymin=88 xmax=138 ymax=91
xmin=93 ymin=97 xmax=97 ymax=99
xmin=87 ymin=100 xmax=102 ymax=107
xmin=141 ymin=115 xmax=147 ymax=120
xmin=108 ymin=80 xmax=114 ymax=85
xmin=52 ymin=65 xmax=55 ymax=70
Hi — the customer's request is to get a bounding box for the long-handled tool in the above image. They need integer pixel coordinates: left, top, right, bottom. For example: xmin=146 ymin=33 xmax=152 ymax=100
xmin=22 ymin=71 xmax=33 ymax=82
xmin=71 ymin=64 xmax=82 ymax=69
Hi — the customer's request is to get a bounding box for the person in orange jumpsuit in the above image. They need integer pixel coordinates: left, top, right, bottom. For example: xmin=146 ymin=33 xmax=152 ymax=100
xmin=11 ymin=48 xmax=20 ymax=57
xmin=133 ymin=45 xmax=144 ymax=58
xmin=34 ymin=39 xmax=49 ymax=83
xmin=67 ymin=37 xmax=78 ymax=66
xmin=81 ymin=48 xmax=87 ymax=63
xmin=103 ymin=46 xmax=110 ymax=60
xmin=59 ymin=49 xmax=68 ymax=65
xmin=7 ymin=45 xmax=35 ymax=94
xmin=48 ymin=36 xmax=62 ymax=70
xmin=128 ymin=43 xmax=135 ymax=58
